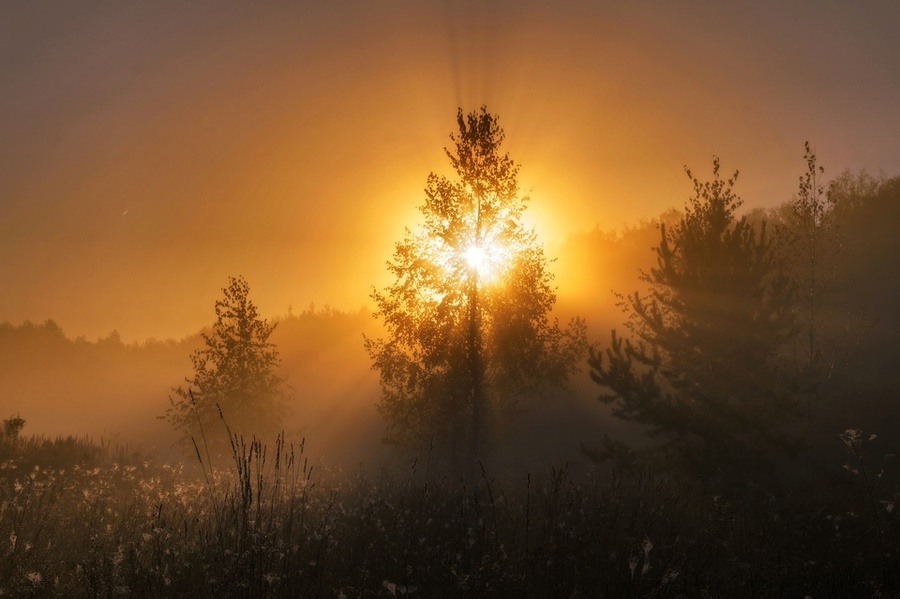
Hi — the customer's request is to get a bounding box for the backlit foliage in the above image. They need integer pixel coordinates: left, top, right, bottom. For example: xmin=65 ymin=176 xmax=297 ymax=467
xmin=365 ymin=108 xmax=586 ymax=467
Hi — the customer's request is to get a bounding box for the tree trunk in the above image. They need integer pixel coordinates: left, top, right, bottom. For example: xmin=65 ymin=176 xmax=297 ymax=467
xmin=468 ymin=276 xmax=483 ymax=466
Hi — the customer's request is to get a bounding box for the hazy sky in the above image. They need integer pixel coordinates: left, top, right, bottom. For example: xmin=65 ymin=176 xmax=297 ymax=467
xmin=3 ymin=0 xmax=899 ymax=342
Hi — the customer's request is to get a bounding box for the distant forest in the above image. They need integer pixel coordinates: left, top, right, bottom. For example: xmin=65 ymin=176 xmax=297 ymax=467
xmin=0 ymin=307 xmax=385 ymax=466
xmin=2 ymin=169 xmax=899 ymax=472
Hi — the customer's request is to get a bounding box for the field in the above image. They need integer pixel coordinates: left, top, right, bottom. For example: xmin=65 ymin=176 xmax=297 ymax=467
xmin=0 ymin=432 xmax=897 ymax=597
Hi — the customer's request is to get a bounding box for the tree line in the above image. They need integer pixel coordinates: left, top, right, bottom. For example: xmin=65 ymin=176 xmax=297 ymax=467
xmin=11 ymin=107 xmax=897 ymax=484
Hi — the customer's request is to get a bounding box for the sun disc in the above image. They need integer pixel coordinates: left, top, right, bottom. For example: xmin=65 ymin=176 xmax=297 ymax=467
xmin=465 ymin=245 xmax=487 ymax=271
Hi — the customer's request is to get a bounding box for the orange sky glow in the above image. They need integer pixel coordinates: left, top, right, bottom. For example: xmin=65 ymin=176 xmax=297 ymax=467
xmin=2 ymin=1 xmax=899 ymax=342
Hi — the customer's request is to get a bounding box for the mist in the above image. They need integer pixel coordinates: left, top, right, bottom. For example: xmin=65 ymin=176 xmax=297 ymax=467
xmin=4 ymin=169 xmax=898 ymax=472
xmin=0 ymin=303 xmax=618 ymax=474
xmin=4 ymin=1 xmax=900 ymax=594
xmin=3 ymin=166 xmax=900 ymax=595
xmin=0 ymin=208 xmax=678 ymax=472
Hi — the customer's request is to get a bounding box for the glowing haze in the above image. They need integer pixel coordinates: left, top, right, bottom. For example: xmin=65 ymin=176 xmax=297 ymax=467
xmin=2 ymin=1 xmax=899 ymax=341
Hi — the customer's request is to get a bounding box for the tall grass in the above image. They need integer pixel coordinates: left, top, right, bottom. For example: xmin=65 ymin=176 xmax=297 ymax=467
xmin=0 ymin=431 xmax=897 ymax=596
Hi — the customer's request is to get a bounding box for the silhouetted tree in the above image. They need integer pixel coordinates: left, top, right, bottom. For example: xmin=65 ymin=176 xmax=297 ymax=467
xmin=778 ymin=143 xmax=841 ymax=385
xmin=588 ymin=158 xmax=800 ymax=476
xmin=365 ymin=107 xmax=586 ymax=470
xmin=164 ymin=276 xmax=287 ymax=453
xmin=828 ymin=171 xmax=899 ymax=329
xmin=2 ymin=413 xmax=25 ymax=440
xmin=825 ymin=172 xmax=900 ymax=437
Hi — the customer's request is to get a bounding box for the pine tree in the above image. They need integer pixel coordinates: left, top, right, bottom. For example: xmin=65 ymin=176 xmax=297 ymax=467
xmin=164 ymin=276 xmax=287 ymax=453
xmin=589 ymin=158 xmax=799 ymax=475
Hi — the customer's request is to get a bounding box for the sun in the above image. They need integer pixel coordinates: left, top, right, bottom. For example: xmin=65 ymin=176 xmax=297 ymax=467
xmin=426 ymin=220 xmax=517 ymax=292
xmin=465 ymin=245 xmax=487 ymax=271
xmin=462 ymin=237 xmax=511 ymax=283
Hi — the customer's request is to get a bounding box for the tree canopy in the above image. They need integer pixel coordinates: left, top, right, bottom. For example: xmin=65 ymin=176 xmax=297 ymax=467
xmin=365 ymin=107 xmax=586 ymax=470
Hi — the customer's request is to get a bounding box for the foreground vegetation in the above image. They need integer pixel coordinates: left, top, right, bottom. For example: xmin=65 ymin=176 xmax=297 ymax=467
xmin=0 ymin=433 xmax=897 ymax=597
xmin=1 ymin=165 xmax=897 ymax=596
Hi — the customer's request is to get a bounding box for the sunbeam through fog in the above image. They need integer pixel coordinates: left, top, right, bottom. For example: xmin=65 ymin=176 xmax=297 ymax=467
xmin=2 ymin=1 xmax=900 ymax=595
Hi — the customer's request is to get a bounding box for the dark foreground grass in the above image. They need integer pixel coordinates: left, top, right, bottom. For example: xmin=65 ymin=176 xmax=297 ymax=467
xmin=0 ymin=432 xmax=897 ymax=597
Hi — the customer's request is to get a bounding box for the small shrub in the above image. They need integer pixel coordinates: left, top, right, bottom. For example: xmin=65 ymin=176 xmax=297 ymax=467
xmin=2 ymin=413 xmax=25 ymax=440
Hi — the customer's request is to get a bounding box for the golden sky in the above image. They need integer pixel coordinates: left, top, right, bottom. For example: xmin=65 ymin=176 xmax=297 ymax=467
xmin=2 ymin=0 xmax=899 ymax=341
